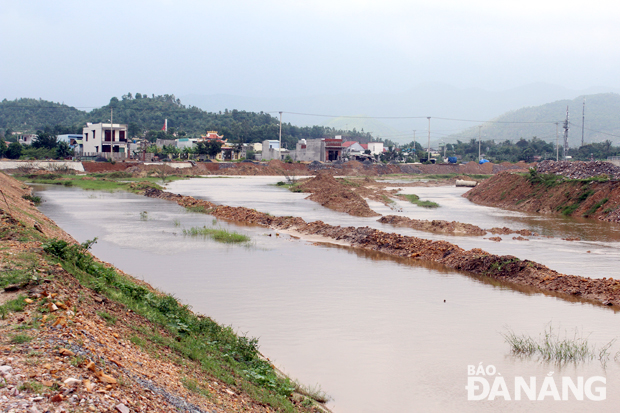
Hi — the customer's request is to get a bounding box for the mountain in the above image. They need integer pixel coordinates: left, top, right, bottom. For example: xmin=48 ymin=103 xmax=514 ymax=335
xmin=180 ymin=83 xmax=620 ymax=145
xmin=446 ymin=93 xmax=620 ymax=147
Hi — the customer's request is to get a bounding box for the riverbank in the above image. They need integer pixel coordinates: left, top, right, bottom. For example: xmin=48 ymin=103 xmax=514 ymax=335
xmin=0 ymin=171 xmax=329 ymax=413
xmin=465 ymin=161 xmax=620 ymax=223
xmin=142 ymin=187 xmax=620 ymax=309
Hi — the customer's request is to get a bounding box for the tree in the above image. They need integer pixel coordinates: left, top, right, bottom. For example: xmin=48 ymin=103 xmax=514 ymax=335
xmin=0 ymin=139 xmax=6 ymax=158
xmin=56 ymin=141 xmax=73 ymax=158
xmin=6 ymin=142 xmax=22 ymax=159
xmin=33 ymin=131 xmax=58 ymax=150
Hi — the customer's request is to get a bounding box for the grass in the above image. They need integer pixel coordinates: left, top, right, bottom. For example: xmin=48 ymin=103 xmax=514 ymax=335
xmin=10 ymin=333 xmax=33 ymax=344
xmin=380 ymin=195 xmax=394 ymax=204
xmin=22 ymin=194 xmax=42 ymax=205
xmin=502 ymin=325 xmax=615 ymax=365
xmin=140 ymin=211 xmax=148 ymax=221
xmin=97 ymin=311 xmax=117 ymax=325
xmin=0 ymin=296 xmax=28 ymax=319
xmin=397 ymin=193 xmax=440 ymax=208
xmin=293 ymin=380 xmax=331 ymax=403
xmin=182 ymin=226 xmax=250 ymax=243
xmin=584 ymin=198 xmax=609 ymax=217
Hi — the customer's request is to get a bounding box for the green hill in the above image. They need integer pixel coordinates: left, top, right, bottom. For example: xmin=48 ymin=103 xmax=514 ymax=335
xmin=0 ymin=95 xmax=378 ymax=147
xmin=446 ymin=93 xmax=620 ymax=147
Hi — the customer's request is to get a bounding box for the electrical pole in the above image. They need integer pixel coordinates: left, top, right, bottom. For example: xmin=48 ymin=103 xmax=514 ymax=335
xmin=581 ymin=98 xmax=585 ymax=147
xmin=478 ymin=125 xmax=482 ymax=162
xmin=278 ymin=111 xmax=282 ymax=161
xmin=563 ymin=106 xmax=570 ymax=160
xmin=110 ymin=108 xmax=113 ymax=160
xmin=426 ymin=117 xmax=431 ymax=162
xmin=555 ymin=122 xmax=559 ymax=161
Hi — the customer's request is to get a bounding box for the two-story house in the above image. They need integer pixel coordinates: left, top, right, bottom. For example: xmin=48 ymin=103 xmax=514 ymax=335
xmin=81 ymin=122 xmax=129 ymax=159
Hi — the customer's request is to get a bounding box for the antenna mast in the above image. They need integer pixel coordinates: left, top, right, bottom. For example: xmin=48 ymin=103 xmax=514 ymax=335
xmin=563 ymin=106 xmax=569 ymax=160
xmin=581 ymin=98 xmax=585 ymax=147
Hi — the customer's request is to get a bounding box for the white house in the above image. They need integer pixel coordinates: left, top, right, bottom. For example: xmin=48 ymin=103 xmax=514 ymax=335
xmin=367 ymin=142 xmax=384 ymax=155
xmin=81 ymin=122 xmax=129 ymax=159
xmin=18 ymin=134 xmax=37 ymax=145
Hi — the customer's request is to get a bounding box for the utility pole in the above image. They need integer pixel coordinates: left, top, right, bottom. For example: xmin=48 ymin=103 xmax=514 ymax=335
xmin=478 ymin=125 xmax=482 ymax=162
xmin=555 ymin=122 xmax=559 ymax=161
xmin=581 ymin=98 xmax=586 ymax=147
xmin=278 ymin=111 xmax=283 ymax=160
xmin=563 ymin=106 xmax=570 ymax=160
xmin=426 ymin=117 xmax=431 ymax=162
xmin=110 ymin=108 xmax=113 ymax=159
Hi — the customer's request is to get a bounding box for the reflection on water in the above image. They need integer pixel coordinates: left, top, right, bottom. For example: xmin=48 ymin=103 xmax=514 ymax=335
xmin=35 ymin=184 xmax=620 ymax=413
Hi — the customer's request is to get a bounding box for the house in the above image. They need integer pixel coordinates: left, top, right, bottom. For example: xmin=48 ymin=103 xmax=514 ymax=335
xmin=81 ymin=122 xmax=129 ymax=159
xmin=290 ymin=137 xmax=343 ymax=162
xmin=261 ymin=140 xmax=282 ymax=160
xmin=18 ymin=134 xmax=37 ymax=145
xmin=343 ymin=141 xmax=366 ymax=157
xmin=367 ymin=142 xmax=384 ymax=155
xmin=57 ymin=134 xmax=83 ymax=152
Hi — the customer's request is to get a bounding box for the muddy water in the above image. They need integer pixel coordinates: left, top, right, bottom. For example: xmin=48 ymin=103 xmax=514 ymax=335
xmin=35 ymin=184 xmax=620 ymax=413
xmin=166 ymin=177 xmax=620 ymax=279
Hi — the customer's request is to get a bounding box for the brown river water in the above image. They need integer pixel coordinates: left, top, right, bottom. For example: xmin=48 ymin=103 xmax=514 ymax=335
xmin=34 ymin=177 xmax=620 ymax=412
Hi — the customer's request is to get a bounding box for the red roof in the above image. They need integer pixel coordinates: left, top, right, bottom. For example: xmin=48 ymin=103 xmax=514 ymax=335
xmin=342 ymin=141 xmax=358 ymax=148
xmin=360 ymin=144 xmax=368 ymax=150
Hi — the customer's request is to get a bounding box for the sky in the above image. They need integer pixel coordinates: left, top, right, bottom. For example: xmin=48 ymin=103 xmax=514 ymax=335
xmin=1 ymin=0 xmax=620 ymax=109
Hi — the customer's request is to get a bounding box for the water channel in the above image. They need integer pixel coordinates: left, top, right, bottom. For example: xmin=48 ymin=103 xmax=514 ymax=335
xmin=34 ymin=177 xmax=620 ymax=412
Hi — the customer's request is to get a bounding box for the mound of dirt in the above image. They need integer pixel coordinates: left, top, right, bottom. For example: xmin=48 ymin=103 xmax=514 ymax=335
xmin=378 ymin=215 xmax=487 ymax=236
xmin=297 ymin=172 xmax=380 ymax=217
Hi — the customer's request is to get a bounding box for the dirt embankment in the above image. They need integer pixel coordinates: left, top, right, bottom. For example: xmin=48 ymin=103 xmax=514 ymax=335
xmin=295 ymin=173 xmax=397 ymax=217
xmin=75 ymin=159 xmax=532 ymax=177
xmin=0 ymin=172 xmax=324 ymax=413
xmin=143 ymin=188 xmax=620 ymax=308
xmin=465 ymin=163 xmax=620 ymax=223
xmin=378 ymin=215 xmax=487 ymax=236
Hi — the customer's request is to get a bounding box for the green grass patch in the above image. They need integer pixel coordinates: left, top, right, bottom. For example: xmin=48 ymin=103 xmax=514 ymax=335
xmin=380 ymin=195 xmax=394 ymax=204
xmin=185 ymin=205 xmax=208 ymax=214
xmin=0 ymin=296 xmax=28 ymax=319
xmin=182 ymin=226 xmax=250 ymax=243
xmin=22 ymin=194 xmax=42 ymax=205
xmin=502 ymin=325 xmax=615 ymax=365
xmin=97 ymin=311 xmax=117 ymax=325
xmin=181 ymin=377 xmax=212 ymax=398
xmin=584 ymin=198 xmax=609 ymax=217
xmin=397 ymin=193 xmax=439 ymax=208
xmin=10 ymin=333 xmax=32 ymax=344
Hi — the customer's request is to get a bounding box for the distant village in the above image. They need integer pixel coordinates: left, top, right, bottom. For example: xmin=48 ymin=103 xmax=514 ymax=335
xmin=13 ymin=121 xmax=440 ymax=164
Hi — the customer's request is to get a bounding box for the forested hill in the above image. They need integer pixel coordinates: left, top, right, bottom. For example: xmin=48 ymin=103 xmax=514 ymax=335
xmin=0 ymin=95 xmax=384 ymax=147
xmin=446 ymin=93 xmax=620 ymax=147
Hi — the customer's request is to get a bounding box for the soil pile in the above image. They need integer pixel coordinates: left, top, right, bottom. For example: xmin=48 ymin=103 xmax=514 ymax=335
xmin=143 ymin=188 xmax=620 ymax=308
xmin=378 ymin=215 xmax=487 ymax=236
xmin=296 ymin=172 xmax=380 ymax=217
xmin=537 ymin=160 xmax=620 ymax=179
xmin=465 ymin=171 xmax=620 ymax=223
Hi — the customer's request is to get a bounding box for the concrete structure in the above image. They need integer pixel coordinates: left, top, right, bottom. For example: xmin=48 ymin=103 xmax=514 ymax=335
xmin=81 ymin=122 xmax=128 ymax=159
xmin=175 ymin=138 xmax=198 ymax=150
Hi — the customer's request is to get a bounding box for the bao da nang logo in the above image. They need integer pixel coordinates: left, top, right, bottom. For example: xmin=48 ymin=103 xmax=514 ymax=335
xmin=466 ymin=364 xmax=606 ymax=401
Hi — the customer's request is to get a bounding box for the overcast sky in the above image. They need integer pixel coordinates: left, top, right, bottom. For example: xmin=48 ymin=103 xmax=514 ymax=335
xmin=2 ymin=0 xmax=619 ymax=108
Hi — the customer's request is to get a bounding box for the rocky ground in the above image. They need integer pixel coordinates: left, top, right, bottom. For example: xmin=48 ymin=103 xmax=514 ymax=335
xmin=537 ymin=160 xmax=620 ymax=180
xmin=0 ymin=172 xmax=329 ymax=413
xmin=143 ymin=187 xmax=620 ymax=309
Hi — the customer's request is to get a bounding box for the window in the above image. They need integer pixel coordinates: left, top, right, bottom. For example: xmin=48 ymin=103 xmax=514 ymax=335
xmin=119 ymin=130 xmax=126 ymax=141
xmin=85 ymin=133 xmax=88 ymax=142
